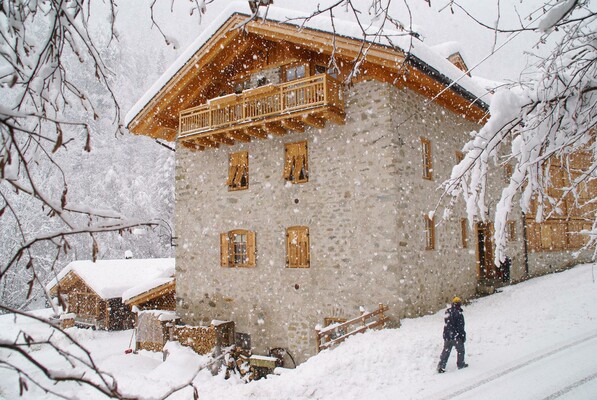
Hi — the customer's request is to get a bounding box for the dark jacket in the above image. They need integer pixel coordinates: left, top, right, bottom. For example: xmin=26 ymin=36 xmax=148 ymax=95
xmin=443 ymin=304 xmax=466 ymax=342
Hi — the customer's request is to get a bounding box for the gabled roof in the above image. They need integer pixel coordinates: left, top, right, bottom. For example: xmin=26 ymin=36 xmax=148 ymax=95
xmin=126 ymin=1 xmax=489 ymax=140
xmin=47 ymin=258 xmax=175 ymax=300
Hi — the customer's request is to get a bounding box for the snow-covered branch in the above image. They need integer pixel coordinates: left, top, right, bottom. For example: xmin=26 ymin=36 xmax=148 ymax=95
xmin=443 ymin=2 xmax=597 ymax=263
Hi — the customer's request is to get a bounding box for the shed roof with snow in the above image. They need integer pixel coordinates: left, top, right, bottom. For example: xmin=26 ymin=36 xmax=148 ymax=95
xmin=47 ymin=258 xmax=175 ymax=300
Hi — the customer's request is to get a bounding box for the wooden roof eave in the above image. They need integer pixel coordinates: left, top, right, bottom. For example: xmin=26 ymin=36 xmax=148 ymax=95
xmin=49 ymin=270 xmax=106 ymax=301
xmin=127 ymin=14 xmax=409 ymax=138
xmin=128 ymin=15 xmax=250 ymax=138
xmin=124 ymin=279 xmax=176 ymax=307
xmin=128 ymin=12 xmax=488 ymax=138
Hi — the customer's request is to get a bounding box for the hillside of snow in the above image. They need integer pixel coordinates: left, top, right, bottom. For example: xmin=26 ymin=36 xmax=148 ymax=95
xmin=1 ymin=263 xmax=596 ymax=399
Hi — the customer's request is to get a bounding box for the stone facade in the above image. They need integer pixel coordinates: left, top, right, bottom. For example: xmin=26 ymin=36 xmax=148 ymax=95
xmin=175 ymin=79 xmax=534 ymax=363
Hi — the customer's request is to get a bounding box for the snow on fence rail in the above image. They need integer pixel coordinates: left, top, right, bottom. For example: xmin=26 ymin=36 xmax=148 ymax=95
xmin=315 ymin=304 xmax=389 ymax=352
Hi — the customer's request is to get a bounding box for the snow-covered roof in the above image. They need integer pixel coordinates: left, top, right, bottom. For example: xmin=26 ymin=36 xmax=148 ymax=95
xmin=430 ymin=41 xmax=465 ymax=59
xmin=122 ymin=277 xmax=174 ymax=303
xmin=47 ymin=258 xmax=175 ymax=300
xmin=125 ymin=1 xmax=489 ymax=128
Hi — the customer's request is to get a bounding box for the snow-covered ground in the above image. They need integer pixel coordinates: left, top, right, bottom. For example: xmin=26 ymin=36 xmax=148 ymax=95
xmin=1 ymin=263 xmax=596 ymax=399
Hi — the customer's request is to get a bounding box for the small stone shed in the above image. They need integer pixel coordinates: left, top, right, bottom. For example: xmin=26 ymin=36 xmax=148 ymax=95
xmin=123 ymin=278 xmax=177 ymax=351
xmin=47 ymin=258 xmax=174 ymax=330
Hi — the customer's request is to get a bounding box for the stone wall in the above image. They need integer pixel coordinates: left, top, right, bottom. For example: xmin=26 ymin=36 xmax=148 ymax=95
xmin=174 ymin=80 xmax=526 ymax=363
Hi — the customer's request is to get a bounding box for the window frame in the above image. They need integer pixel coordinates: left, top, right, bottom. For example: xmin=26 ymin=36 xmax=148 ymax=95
xmin=220 ymin=229 xmax=256 ymax=268
xmin=506 ymin=220 xmax=516 ymax=241
xmin=283 ymin=63 xmax=308 ymax=82
xmin=455 ymin=150 xmax=464 ymax=164
xmin=421 ymin=138 xmax=433 ymax=180
xmin=314 ymin=64 xmax=338 ymax=79
xmin=227 ymin=151 xmax=249 ymax=191
xmin=232 ymin=77 xmax=251 ymax=94
xmin=460 ymin=218 xmax=468 ymax=248
xmin=283 ymin=141 xmax=309 ymax=184
xmin=503 ymin=164 xmax=513 ymax=183
xmin=286 ymin=226 xmax=310 ymax=268
xmin=424 ymin=214 xmax=435 ymax=250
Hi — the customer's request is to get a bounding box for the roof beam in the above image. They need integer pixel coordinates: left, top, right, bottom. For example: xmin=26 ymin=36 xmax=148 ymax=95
xmin=244 ymin=126 xmax=268 ymax=139
xmin=229 ymin=131 xmax=252 ymax=142
xmin=280 ymin=118 xmax=305 ymax=132
xmin=181 ymin=141 xmax=205 ymax=151
xmin=194 ymin=137 xmax=220 ymax=148
xmin=263 ymin=122 xmax=286 ymax=136
xmin=323 ymin=109 xmax=346 ymax=125
xmin=303 ymin=114 xmax=326 ymax=129
xmin=211 ymin=134 xmax=235 ymax=145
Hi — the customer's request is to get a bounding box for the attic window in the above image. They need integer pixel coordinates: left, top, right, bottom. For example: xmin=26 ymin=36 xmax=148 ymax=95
xmin=315 ymin=64 xmax=337 ymax=79
xmin=283 ymin=141 xmax=308 ymax=184
xmin=227 ymin=151 xmax=249 ymax=191
xmin=233 ymin=79 xmax=250 ymax=94
xmin=285 ymin=64 xmax=306 ymax=82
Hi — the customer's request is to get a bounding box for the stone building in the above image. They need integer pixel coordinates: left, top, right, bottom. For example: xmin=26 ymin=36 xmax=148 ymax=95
xmin=126 ymin=4 xmax=594 ymax=363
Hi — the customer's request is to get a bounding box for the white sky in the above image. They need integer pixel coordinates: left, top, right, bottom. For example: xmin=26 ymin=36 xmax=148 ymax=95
xmin=116 ymin=0 xmax=555 ymax=83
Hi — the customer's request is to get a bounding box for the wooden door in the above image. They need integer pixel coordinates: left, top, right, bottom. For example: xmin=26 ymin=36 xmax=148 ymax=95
xmin=476 ymin=222 xmax=501 ymax=280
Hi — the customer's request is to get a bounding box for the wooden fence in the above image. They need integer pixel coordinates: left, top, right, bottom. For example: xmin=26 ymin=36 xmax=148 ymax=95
xmin=315 ymin=304 xmax=389 ymax=352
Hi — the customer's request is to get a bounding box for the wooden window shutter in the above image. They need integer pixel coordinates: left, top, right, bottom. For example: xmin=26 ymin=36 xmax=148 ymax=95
xmin=246 ymin=231 xmax=256 ymax=267
xmin=424 ymin=215 xmax=435 ymax=250
xmin=540 ymin=224 xmax=553 ymax=250
xmin=228 ymin=151 xmax=248 ymax=190
xmin=460 ymin=218 xmax=468 ymax=248
xmin=421 ymin=138 xmax=432 ymax=180
xmin=227 ymin=163 xmax=237 ymax=187
xmin=283 ymin=144 xmax=295 ymax=181
xmin=287 ymin=226 xmax=310 ymax=268
xmin=298 ymin=141 xmax=308 ymax=182
xmin=507 ymin=221 xmax=516 ymax=241
xmin=284 ymin=142 xmax=308 ymax=183
xmin=220 ymin=232 xmax=230 ymax=267
xmin=455 ymin=151 xmax=464 ymax=164
xmin=301 ymin=227 xmax=310 ymax=267
xmin=286 ymin=228 xmax=295 ymax=267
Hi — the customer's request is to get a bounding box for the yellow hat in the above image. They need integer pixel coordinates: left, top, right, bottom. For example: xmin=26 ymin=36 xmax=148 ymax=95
xmin=452 ymin=296 xmax=462 ymax=304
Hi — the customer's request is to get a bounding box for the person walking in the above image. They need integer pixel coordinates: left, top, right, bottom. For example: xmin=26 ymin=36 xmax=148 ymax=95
xmin=437 ymin=296 xmax=468 ymax=373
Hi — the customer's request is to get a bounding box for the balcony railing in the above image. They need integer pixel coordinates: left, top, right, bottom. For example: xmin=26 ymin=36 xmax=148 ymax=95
xmin=178 ymin=74 xmax=343 ymax=139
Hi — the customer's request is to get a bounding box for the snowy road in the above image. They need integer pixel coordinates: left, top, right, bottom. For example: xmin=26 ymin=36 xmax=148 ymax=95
xmin=433 ymin=331 xmax=597 ymax=400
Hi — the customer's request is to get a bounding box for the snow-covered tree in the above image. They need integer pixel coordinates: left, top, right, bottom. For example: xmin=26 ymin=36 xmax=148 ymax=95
xmin=442 ymin=0 xmax=596 ymax=263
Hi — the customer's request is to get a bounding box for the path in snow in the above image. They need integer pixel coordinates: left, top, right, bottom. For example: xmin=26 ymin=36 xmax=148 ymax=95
xmin=431 ymin=330 xmax=597 ymax=400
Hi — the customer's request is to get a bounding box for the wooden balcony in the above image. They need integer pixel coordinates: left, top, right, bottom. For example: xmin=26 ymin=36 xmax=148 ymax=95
xmin=178 ymin=74 xmax=345 ymax=149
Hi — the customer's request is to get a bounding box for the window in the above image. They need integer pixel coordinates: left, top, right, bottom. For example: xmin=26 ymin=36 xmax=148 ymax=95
xmin=504 ymin=164 xmax=513 ymax=183
xmin=315 ymin=64 xmax=338 ymax=79
xmin=286 ymin=226 xmax=310 ymax=268
xmin=285 ymin=64 xmax=306 ymax=82
xmin=424 ymin=215 xmax=435 ymax=250
xmin=233 ymin=78 xmax=250 ymax=94
xmin=227 ymin=151 xmax=249 ymax=191
xmin=460 ymin=218 xmax=468 ymax=248
xmin=283 ymin=141 xmax=309 ymax=184
xmin=507 ymin=221 xmax=516 ymax=241
xmin=220 ymin=230 xmax=256 ymax=267
xmin=421 ymin=138 xmax=433 ymax=180
xmin=455 ymin=151 xmax=464 ymax=164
